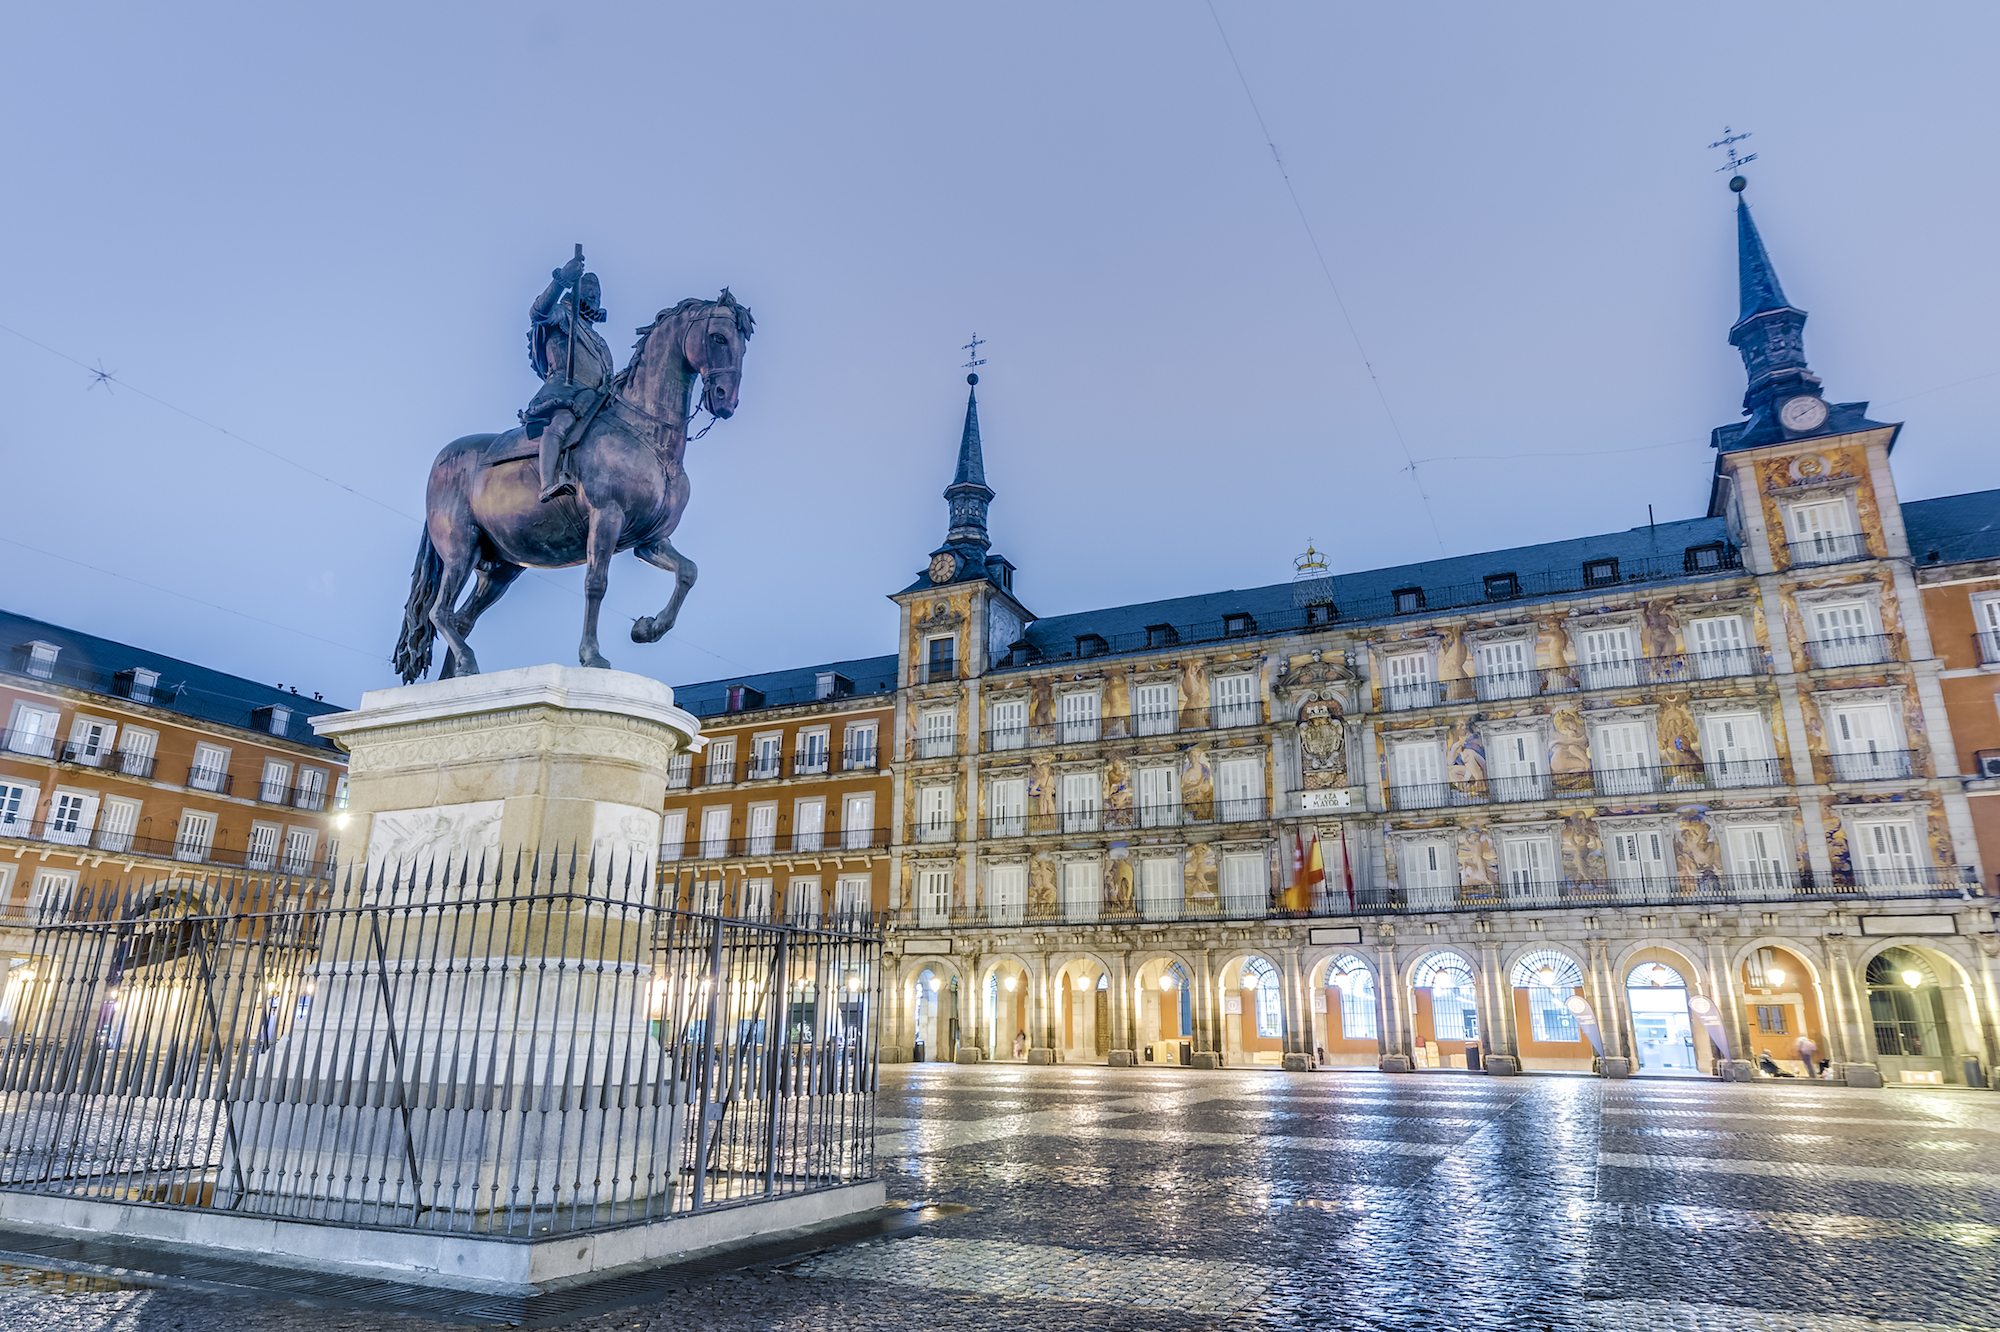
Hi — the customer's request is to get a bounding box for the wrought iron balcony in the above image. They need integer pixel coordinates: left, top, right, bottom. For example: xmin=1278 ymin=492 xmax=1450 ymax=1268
xmin=1806 ymin=632 xmax=1900 ymax=669
xmin=1 ymin=727 xmax=57 ymax=759
xmin=184 ymin=765 xmax=233 ymax=796
xmin=1787 ymin=532 xmax=1871 ymax=568
xmin=1826 ymin=748 xmax=1919 ymax=782
xmin=1977 ymin=631 xmax=2000 ymax=666
xmin=1378 ymin=648 xmax=1768 ymax=714
xmin=976 ymin=797 xmax=1275 ymax=840
xmin=0 ymin=812 xmax=337 ymax=874
xmin=1388 ymin=756 xmax=1788 ymax=810
xmin=982 ymin=702 xmax=1268 ymax=753
xmin=666 ymin=825 xmax=893 ymax=862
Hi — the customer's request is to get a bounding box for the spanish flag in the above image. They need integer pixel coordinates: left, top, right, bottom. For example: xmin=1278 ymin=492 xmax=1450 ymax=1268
xmin=1281 ymin=831 xmax=1310 ymax=912
xmin=1304 ymin=828 xmax=1327 ymax=900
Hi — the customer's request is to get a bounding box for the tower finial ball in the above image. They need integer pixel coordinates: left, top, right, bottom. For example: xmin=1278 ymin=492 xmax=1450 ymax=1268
xmin=967 ymin=373 xmax=979 ymax=386
xmin=1729 ymin=175 xmax=1747 ymax=193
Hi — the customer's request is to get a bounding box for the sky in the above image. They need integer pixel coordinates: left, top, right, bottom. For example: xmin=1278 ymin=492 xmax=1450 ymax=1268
xmin=5 ymin=3 xmax=1998 ymax=709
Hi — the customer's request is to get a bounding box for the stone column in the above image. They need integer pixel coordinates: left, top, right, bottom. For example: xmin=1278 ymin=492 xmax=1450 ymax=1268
xmin=1377 ymin=938 xmax=1410 ymax=1071
xmin=1026 ymin=952 xmax=1057 ymax=1065
xmin=1107 ymin=948 xmax=1137 ymax=1067
xmin=1281 ymin=945 xmax=1311 ymax=1071
xmin=1481 ymin=940 xmax=1520 ymax=1075
xmin=1192 ymin=948 xmax=1222 ymax=1069
xmin=957 ymin=950 xmax=984 ymax=1063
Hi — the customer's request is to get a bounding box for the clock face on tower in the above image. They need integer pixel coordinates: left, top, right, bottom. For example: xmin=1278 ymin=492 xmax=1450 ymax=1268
xmin=928 ymin=552 xmax=958 ymax=584
xmin=1778 ymin=395 xmax=1829 ymax=433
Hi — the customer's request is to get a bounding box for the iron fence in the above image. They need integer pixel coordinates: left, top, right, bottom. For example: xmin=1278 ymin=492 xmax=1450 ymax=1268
xmin=1386 ymin=757 xmax=1792 ymax=810
xmin=666 ymin=826 xmax=894 ymax=861
xmin=0 ymin=852 xmax=880 ymax=1240
xmin=1379 ymin=649 xmax=1769 ymax=713
xmin=1787 ymin=533 xmax=1872 ymax=568
xmin=983 ymin=703 xmax=1269 ymax=753
xmin=1805 ymin=633 xmax=1902 ymax=670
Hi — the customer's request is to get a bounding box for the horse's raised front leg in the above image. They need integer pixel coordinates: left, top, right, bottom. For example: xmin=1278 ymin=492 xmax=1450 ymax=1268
xmin=579 ymin=503 xmax=624 ymax=669
xmin=427 ymin=530 xmax=482 ymax=680
xmin=631 ymin=536 xmax=698 ymax=643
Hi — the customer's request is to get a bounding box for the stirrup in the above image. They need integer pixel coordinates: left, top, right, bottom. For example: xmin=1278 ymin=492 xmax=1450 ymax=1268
xmin=539 ymin=480 xmax=576 ymax=503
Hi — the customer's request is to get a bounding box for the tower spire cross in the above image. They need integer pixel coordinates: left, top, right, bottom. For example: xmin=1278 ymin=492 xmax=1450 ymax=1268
xmin=1708 ymin=126 xmax=1758 ymax=174
xmin=962 ymin=333 xmax=987 ymax=371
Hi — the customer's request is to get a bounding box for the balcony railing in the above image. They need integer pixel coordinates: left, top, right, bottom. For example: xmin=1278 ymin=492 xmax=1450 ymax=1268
xmin=1787 ymin=532 xmax=1871 ymax=568
xmin=1378 ymin=649 xmax=1768 ymax=713
xmin=1 ymin=727 xmax=58 ymax=759
xmin=1826 ymin=748 xmax=1919 ymax=782
xmin=668 ymin=826 xmax=893 ymax=861
xmin=1976 ymin=632 xmax=2000 ymax=667
xmin=1806 ymin=633 xmax=1900 ymax=670
xmin=885 ymin=865 xmax=1981 ymax=930
xmin=983 ymin=702 xmax=1269 ymax=753
xmin=975 ymin=798 xmax=1277 ymax=840
xmin=668 ymin=746 xmax=880 ymax=790
xmin=0 ymin=814 xmax=337 ymax=873
xmin=1388 ymin=757 xmax=1788 ymax=810
xmin=185 ymin=765 xmax=234 ymax=796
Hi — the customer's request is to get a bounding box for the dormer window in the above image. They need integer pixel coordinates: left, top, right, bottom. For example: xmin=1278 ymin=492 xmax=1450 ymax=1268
xmin=20 ymin=641 xmax=59 ymax=680
xmin=254 ymin=704 xmax=293 ymax=737
xmin=815 ymin=671 xmax=853 ymax=700
xmin=116 ymin=667 xmax=161 ymax=704
xmin=1075 ymin=633 xmax=1108 ymax=659
xmin=1582 ymin=558 xmax=1621 ymax=588
xmin=724 ymin=685 xmax=764 ymax=712
xmin=1007 ymin=640 xmax=1033 ymax=668
xmin=1145 ymin=624 xmax=1180 ymax=649
xmin=1304 ymin=602 xmax=1337 ymax=626
xmin=1483 ymin=573 xmax=1519 ymax=601
xmin=1223 ymin=612 xmax=1256 ymax=638
xmin=1393 ymin=587 xmax=1425 ymax=614
xmin=1684 ymin=542 xmax=1729 ymax=573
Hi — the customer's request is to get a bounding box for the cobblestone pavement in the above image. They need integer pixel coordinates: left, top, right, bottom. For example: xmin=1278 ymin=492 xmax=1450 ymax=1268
xmin=0 ymin=1066 xmax=1994 ymax=1330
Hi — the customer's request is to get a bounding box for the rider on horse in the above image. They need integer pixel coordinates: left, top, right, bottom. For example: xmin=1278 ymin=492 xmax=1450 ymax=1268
xmin=523 ymin=250 xmax=616 ymax=503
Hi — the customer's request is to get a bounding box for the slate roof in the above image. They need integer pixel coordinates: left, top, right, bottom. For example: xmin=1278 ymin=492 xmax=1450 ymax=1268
xmin=672 ymin=654 xmax=899 ymax=719
xmin=1904 ymin=489 xmax=2000 ymax=566
xmin=0 ymin=608 xmax=347 ymax=752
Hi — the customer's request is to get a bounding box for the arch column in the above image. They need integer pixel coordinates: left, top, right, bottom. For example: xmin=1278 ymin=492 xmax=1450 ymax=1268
xmin=1026 ymin=951 xmax=1057 ymax=1065
xmin=1481 ymin=940 xmax=1520 ymax=1075
xmin=1377 ymin=938 xmax=1410 ymax=1071
xmin=883 ymin=958 xmax=912 ymax=1063
xmin=958 ymin=949 xmax=984 ymax=1062
xmin=1281 ymin=945 xmax=1312 ymax=1070
xmin=1824 ymin=935 xmax=1874 ymax=1075
xmin=1192 ymin=948 xmax=1222 ymax=1069
xmin=1107 ymin=948 xmax=1137 ymax=1066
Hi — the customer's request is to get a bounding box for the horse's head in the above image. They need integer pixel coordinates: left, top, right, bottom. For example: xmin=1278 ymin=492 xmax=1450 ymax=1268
xmin=682 ymin=288 xmax=754 ymax=418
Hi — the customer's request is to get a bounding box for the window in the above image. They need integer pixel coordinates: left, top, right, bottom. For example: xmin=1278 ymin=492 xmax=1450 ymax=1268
xmin=988 ymin=778 xmax=1026 ymax=837
xmin=262 ymin=705 xmax=292 ymax=737
xmin=1726 ymin=825 xmax=1789 ymax=893
xmin=659 ymin=809 xmax=686 ymax=861
xmin=1304 ymin=602 xmax=1337 ymax=626
xmin=704 ymin=737 xmax=736 ymax=785
xmin=1490 ymin=729 xmax=1546 ymax=801
xmin=189 ymin=744 xmax=230 ymax=793
xmin=1383 ymin=651 xmax=1435 ymax=711
xmin=747 ymin=803 xmax=777 ymax=856
xmin=1789 ymin=500 xmax=1861 ymax=564
xmin=119 ymin=666 xmax=161 ymax=703
xmin=1389 ymin=739 xmax=1445 ymax=809
xmin=117 ymin=727 xmax=158 ymax=778
xmin=1393 ymin=587 xmax=1425 ymax=614
xmin=1146 ymin=624 xmax=1180 ymax=648
xmin=1977 ymin=596 xmax=2000 ymax=666
xmin=1327 ymin=956 xmax=1377 ymax=1039
xmin=1582 ymin=557 xmax=1620 ymax=588
xmin=1139 ymin=857 xmax=1180 ymax=920
xmin=1414 ymin=952 xmax=1478 ymax=1042
xmin=46 ymin=791 xmax=96 ymax=847
xmin=795 ymin=728 xmax=829 ymax=774
xmin=1133 ymin=683 xmax=1176 ymax=736
xmin=1608 ymin=827 xmax=1670 ymax=891
xmin=1808 ymin=601 xmax=1885 ymax=668
xmin=1755 ymin=1005 xmax=1789 ymax=1035
xmin=989 ymin=699 xmax=1027 ymax=750
xmin=1592 ymin=721 xmax=1655 ymax=795
xmin=1216 ymin=756 xmax=1262 ymax=821
xmin=6 ymin=703 xmax=60 ymax=757
xmin=1828 ymin=703 xmax=1905 ymax=780
xmin=1484 ymin=572 xmax=1520 ymax=601
xmin=988 ymin=863 xmax=1027 ymax=924
xmin=1060 ymin=860 xmax=1099 ymax=922
xmin=1243 ymin=958 xmax=1282 ymax=1037
xmin=259 ymin=760 xmax=292 ymax=804
xmin=1853 ymin=819 xmax=1922 ymax=886
xmin=792 ymin=797 xmax=825 ymax=852
xmin=1400 ymin=839 xmax=1454 ymax=903
xmin=843 ymin=723 xmax=878 ymax=769
xmin=1511 ymin=950 xmax=1583 ymax=1043
xmin=926 ymin=635 xmax=956 ymax=682
xmin=740 ymin=877 xmax=773 ymax=921
xmin=26 ymin=868 xmax=76 ymax=923
xmin=96 ymin=796 xmax=140 ymax=853
xmin=842 ymin=793 xmax=875 ymax=849
xmin=1705 ymin=712 xmax=1770 ymax=787
xmin=917 ymin=866 xmax=951 ymax=926
xmin=294 ymin=767 xmax=327 ymax=811
xmin=724 ymin=686 xmax=763 ymax=712
xmin=787 ymin=875 xmax=822 ymax=925
xmin=1059 ymin=772 xmax=1099 ymax=833
xmin=1212 ymin=675 xmax=1258 ymax=728
xmin=750 ymin=733 xmax=782 ymax=780
xmin=21 ymin=641 xmax=59 ymax=679
xmin=247 ymin=821 xmax=280 ymax=869
xmin=917 ymin=785 xmax=954 ymax=842
xmin=1579 ymin=627 xmax=1641 ymax=690
xmin=699 ymin=807 xmax=731 ymax=858
xmin=282 ymin=828 xmax=318 ymax=875
xmin=667 ymin=752 xmax=692 ymax=788
xmin=1500 ymin=836 xmax=1555 ymax=898
xmin=1684 ymin=542 xmax=1729 ymax=572
xmin=0 ymin=781 xmax=38 ymax=835
xmin=1075 ymin=633 xmax=1107 ymax=659
xmin=920 ymin=708 xmax=956 ymax=758
xmin=1137 ymin=764 xmax=1179 ymax=828
xmin=834 ymin=874 xmax=871 ymax=919
xmin=1476 ymin=640 xmax=1534 ymax=701
xmin=65 ymin=717 xmax=115 ymax=766
xmin=1059 ymin=691 xmax=1101 ymax=743
xmin=1689 ymin=615 xmax=1751 ymax=678
xmin=1221 ymin=851 xmax=1265 ymax=916
xmin=173 ymin=810 xmax=215 ymax=862
xmin=1223 ymin=612 xmax=1257 ymax=638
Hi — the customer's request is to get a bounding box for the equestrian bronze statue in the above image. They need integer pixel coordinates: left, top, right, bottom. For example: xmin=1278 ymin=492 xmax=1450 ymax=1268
xmin=393 ymin=253 xmax=753 ymax=682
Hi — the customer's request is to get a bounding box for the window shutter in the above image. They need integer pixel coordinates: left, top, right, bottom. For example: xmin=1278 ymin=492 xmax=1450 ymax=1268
xmin=1393 ymin=741 xmax=1442 ymax=787
xmin=794 ymin=799 xmax=824 ymax=851
xmin=659 ymin=810 xmax=686 ymax=859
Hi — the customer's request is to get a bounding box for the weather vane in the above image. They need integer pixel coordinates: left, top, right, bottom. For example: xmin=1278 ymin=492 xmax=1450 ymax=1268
xmin=1708 ymin=126 xmax=1757 ymax=174
xmin=961 ymin=333 xmax=986 ymax=371
xmin=86 ymin=359 xmax=118 ymax=394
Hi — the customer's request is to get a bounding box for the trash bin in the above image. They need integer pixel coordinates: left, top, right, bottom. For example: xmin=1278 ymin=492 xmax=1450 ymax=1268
xmin=912 ymin=1040 xmax=925 ymax=1063
xmin=1965 ymin=1057 xmax=1988 ymax=1089
xmin=1464 ymin=1042 xmax=1483 ymax=1072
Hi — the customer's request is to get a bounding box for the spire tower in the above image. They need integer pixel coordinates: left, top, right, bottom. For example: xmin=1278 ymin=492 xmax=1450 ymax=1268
xmin=944 ymin=373 xmax=993 ymax=549
xmin=1726 ymin=179 xmax=1822 ymax=423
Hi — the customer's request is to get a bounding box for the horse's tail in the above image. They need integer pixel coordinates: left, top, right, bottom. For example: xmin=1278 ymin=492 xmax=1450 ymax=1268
xmin=392 ymin=528 xmax=443 ymax=683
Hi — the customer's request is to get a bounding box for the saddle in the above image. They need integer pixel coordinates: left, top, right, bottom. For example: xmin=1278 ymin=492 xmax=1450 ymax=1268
xmin=485 ymin=386 xmax=614 ymax=467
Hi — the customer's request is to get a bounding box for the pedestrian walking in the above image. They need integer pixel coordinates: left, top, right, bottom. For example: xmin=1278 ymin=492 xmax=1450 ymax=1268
xmin=1795 ymin=1033 xmax=1819 ymax=1077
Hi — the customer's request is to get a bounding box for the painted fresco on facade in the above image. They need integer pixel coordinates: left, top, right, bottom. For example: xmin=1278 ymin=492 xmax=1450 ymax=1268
xmin=1656 ymin=696 xmax=1699 ymax=768
xmin=1104 ymin=670 xmax=1130 ymax=738
xmin=1560 ymin=811 xmax=1603 ymax=886
xmin=1184 ymin=842 xmax=1217 ymax=909
xmin=1181 ymin=746 xmax=1213 ymax=809
xmin=1179 ymin=660 xmax=1210 ymax=726
xmin=1104 ymin=757 xmax=1133 ymax=829
xmin=1674 ymin=805 xmax=1723 ymax=888
xmin=1457 ymin=824 xmax=1495 ymax=890
xmin=1104 ymin=846 xmax=1135 ymax=916
xmin=1029 ymin=853 xmax=1057 ymax=916
xmin=1549 ymin=707 xmax=1590 ymax=793
xmin=1447 ymin=718 xmax=1486 ymax=788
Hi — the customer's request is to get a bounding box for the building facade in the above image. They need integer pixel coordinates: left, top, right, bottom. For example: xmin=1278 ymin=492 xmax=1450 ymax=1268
xmin=0 ymin=611 xmax=348 ymax=1030
xmin=668 ymin=194 xmax=2000 ymax=1086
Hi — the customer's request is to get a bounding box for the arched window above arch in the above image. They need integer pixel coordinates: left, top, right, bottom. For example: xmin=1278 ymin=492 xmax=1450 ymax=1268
xmin=1325 ymin=954 xmax=1376 ymax=1040
xmin=1510 ymin=949 xmax=1584 ymax=991
xmin=1412 ymin=950 xmax=1478 ymax=1043
xmin=1241 ymin=957 xmax=1282 ymax=1038
xmin=1627 ymin=961 xmax=1686 ymax=990
xmin=1512 ymin=949 xmax=1583 ymax=1043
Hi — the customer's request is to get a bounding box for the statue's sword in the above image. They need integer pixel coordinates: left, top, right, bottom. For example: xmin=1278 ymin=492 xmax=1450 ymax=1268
xmin=565 ymin=243 xmax=582 ymax=387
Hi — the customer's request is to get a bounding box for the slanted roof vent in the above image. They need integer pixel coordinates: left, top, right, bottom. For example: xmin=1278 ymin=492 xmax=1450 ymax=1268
xmin=1222 ymin=612 xmax=1257 ymax=638
xmin=1145 ymin=624 xmax=1180 ymax=649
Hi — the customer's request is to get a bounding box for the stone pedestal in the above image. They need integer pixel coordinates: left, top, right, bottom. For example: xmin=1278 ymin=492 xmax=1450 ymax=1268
xmin=1599 ymin=1056 xmax=1632 ymax=1079
xmin=1483 ymin=1055 xmax=1521 ymax=1076
xmin=955 ymin=1048 xmax=984 ymax=1065
xmin=1191 ymin=1051 xmax=1222 ymax=1070
xmin=1026 ymin=1048 xmax=1058 ymax=1066
xmin=1840 ymin=1062 xmax=1884 ymax=1088
xmin=1280 ymin=1053 xmax=1311 ymax=1072
xmin=316 ymin=664 xmax=703 ymax=868
xmin=1106 ymin=1049 xmax=1137 ymax=1068
xmin=1378 ymin=1054 xmax=1413 ymax=1073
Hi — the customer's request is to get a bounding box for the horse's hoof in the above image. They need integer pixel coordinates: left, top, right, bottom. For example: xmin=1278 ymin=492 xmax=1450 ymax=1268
xmin=630 ymin=617 xmax=654 ymax=644
xmin=581 ymin=654 xmax=612 ymax=670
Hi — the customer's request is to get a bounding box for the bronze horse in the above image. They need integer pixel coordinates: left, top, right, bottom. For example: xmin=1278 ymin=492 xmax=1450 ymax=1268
xmin=393 ymin=292 xmax=752 ymax=682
